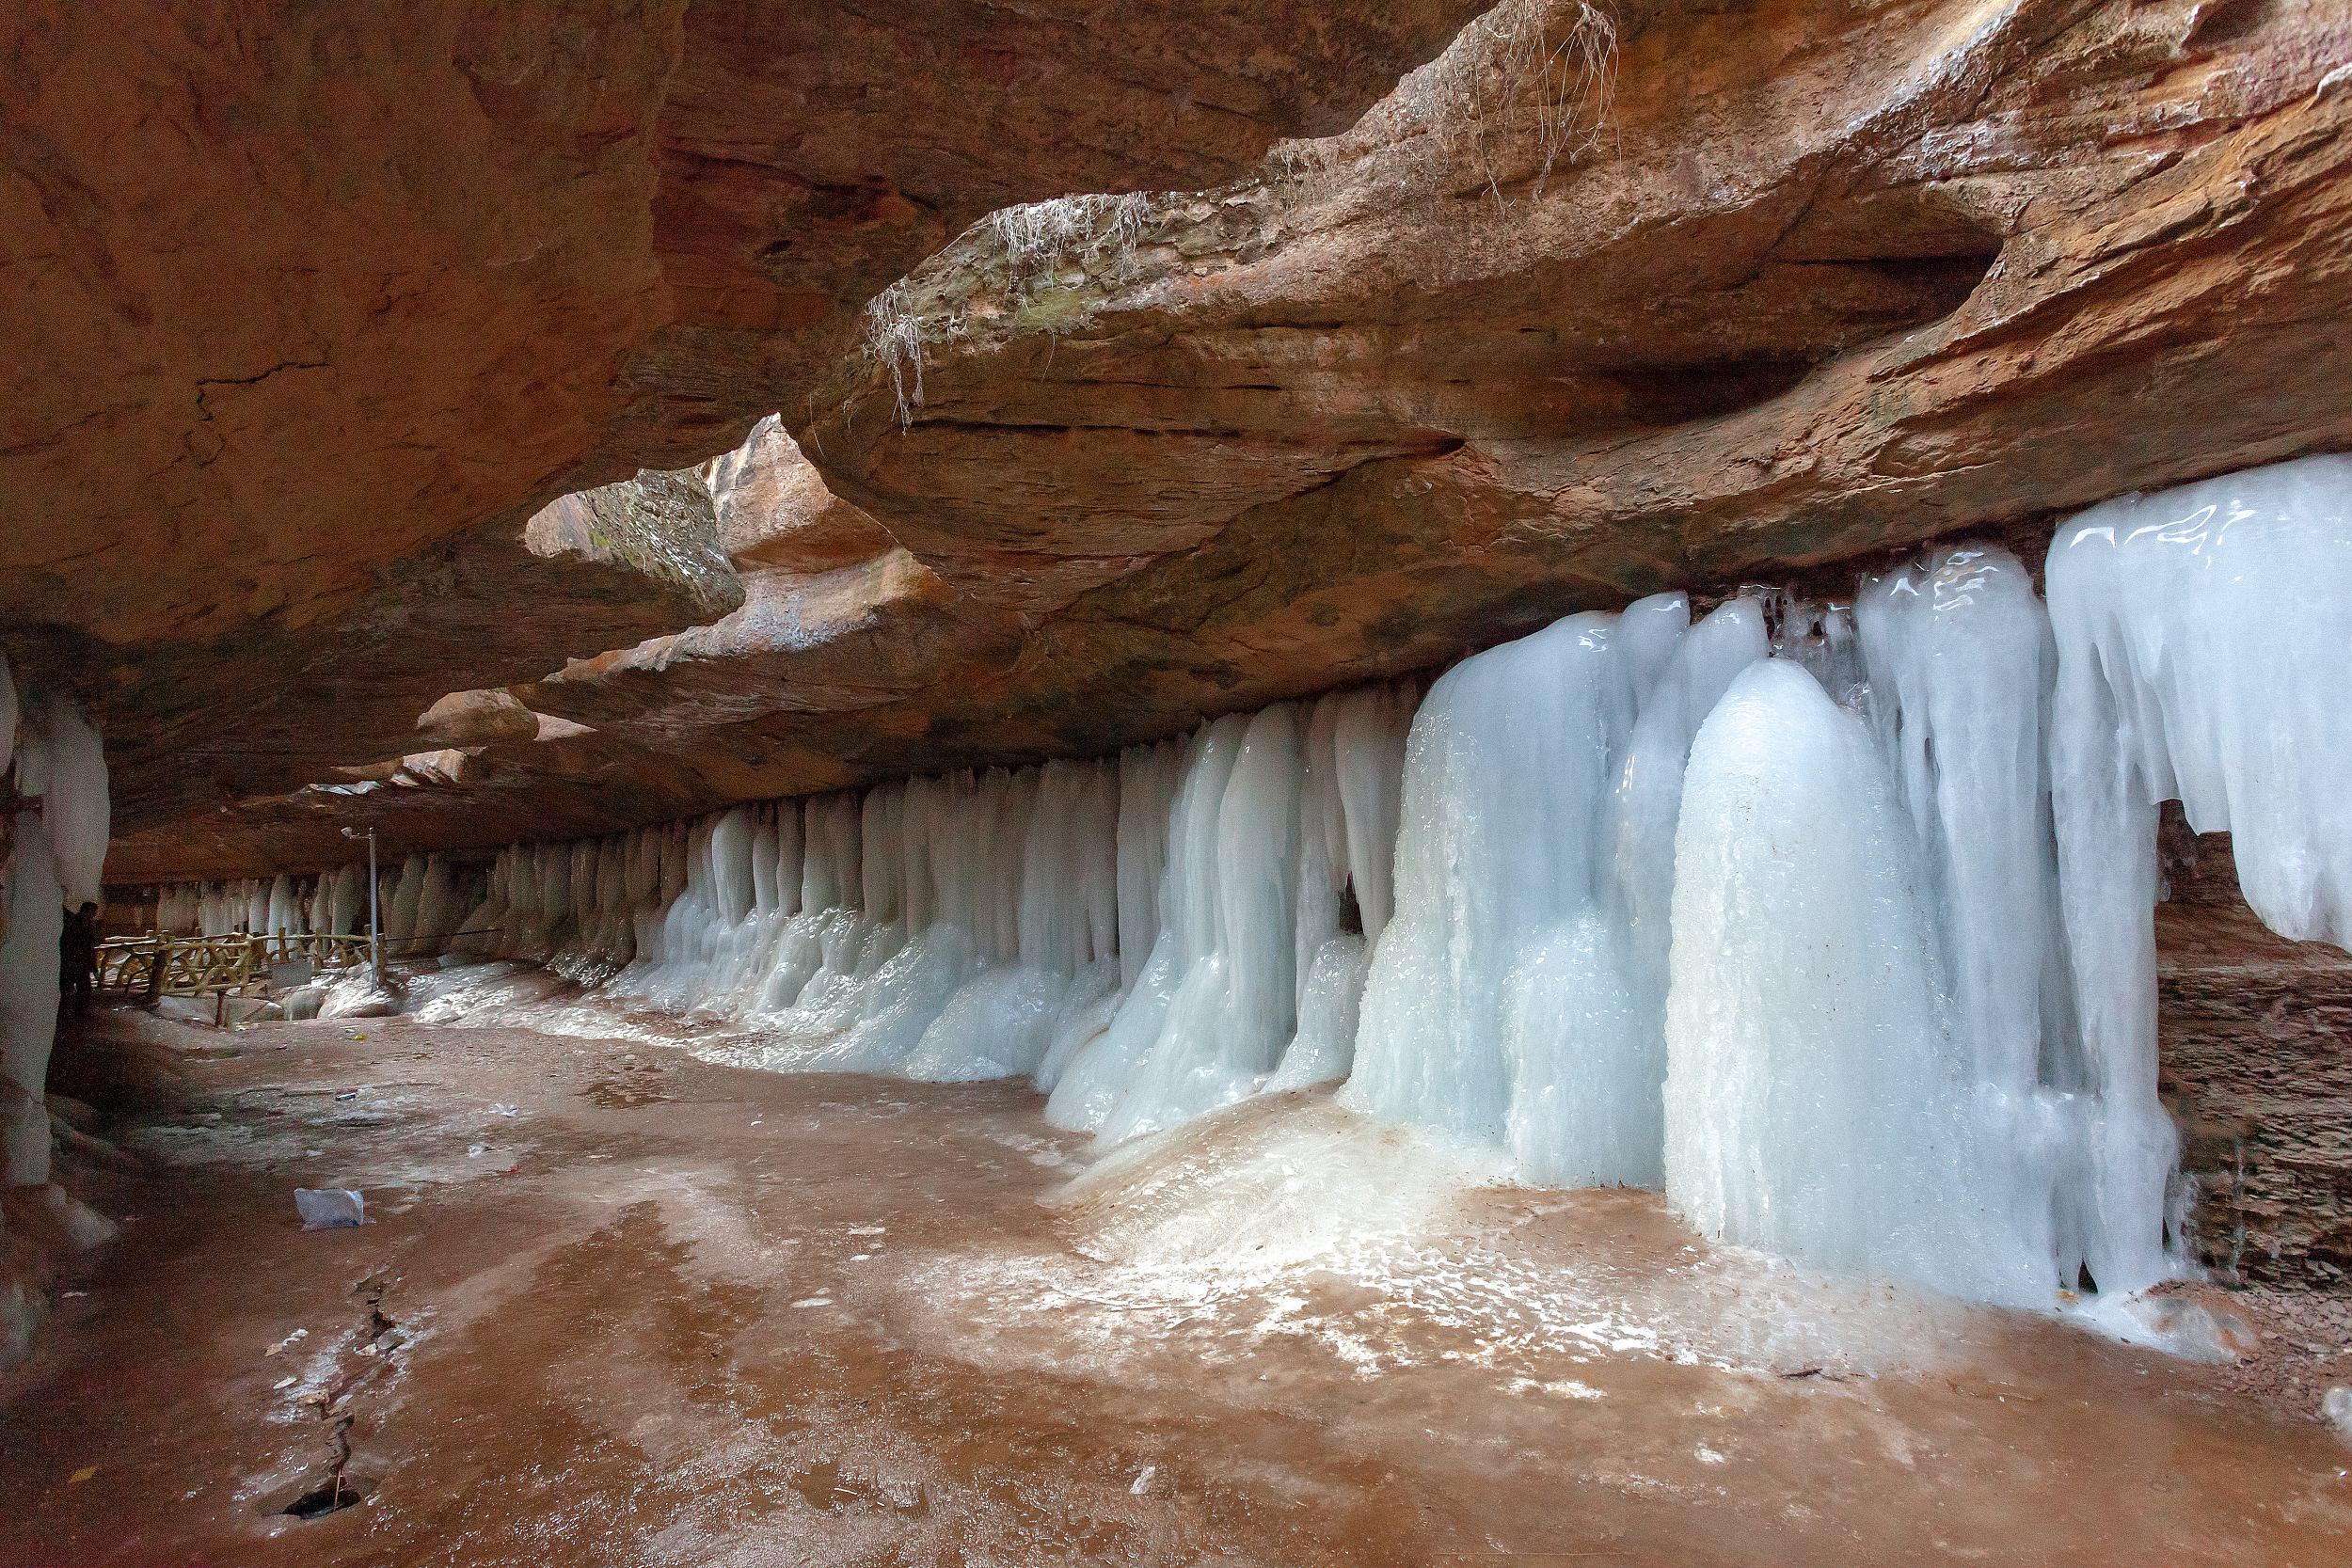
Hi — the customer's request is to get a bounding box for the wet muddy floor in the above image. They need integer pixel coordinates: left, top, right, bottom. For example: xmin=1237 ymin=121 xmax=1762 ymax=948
xmin=3 ymin=1014 xmax=2349 ymax=1565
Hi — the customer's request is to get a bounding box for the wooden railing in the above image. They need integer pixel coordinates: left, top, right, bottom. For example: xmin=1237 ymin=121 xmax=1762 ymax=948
xmin=95 ymin=933 xmax=373 ymax=999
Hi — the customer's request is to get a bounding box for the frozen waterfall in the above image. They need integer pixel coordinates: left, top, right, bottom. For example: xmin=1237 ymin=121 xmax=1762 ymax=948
xmin=129 ymin=452 xmax=2352 ymax=1312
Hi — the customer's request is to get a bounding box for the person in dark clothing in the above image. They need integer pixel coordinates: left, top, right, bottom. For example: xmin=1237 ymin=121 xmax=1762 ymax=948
xmin=59 ymin=901 xmax=99 ymax=1017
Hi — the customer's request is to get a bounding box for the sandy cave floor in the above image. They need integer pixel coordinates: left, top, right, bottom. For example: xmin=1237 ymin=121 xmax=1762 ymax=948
xmin=3 ymin=1010 xmax=2351 ymax=1567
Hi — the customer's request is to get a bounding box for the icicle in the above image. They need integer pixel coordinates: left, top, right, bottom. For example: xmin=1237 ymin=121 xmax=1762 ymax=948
xmin=1115 ymin=741 xmax=1181 ymax=991
xmin=1603 ymin=595 xmax=1769 ymax=1059
xmin=265 ymin=873 xmax=298 ymax=937
xmin=751 ymin=807 xmax=780 ymax=915
xmin=712 ymin=806 xmax=756 ymax=926
xmin=2044 ymin=453 xmax=2352 ymax=1292
xmin=23 ymin=689 xmax=107 ymax=907
xmin=1329 ymin=682 xmax=1414 ymax=946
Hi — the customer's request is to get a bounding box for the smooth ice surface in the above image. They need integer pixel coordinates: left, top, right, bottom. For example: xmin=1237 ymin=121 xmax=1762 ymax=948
xmin=2052 ymin=453 xmax=2352 ymax=947
xmin=2045 ymin=452 xmax=2352 ymax=1292
xmin=1663 ymin=661 xmax=2043 ymax=1307
xmin=22 ymin=689 xmax=108 ymax=908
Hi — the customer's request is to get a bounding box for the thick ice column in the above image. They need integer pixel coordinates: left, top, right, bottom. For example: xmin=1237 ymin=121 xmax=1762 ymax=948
xmin=712 ymin=806 xmax=757 ymax=926
xmin=1077 ymin=759 xmax=1120 ymax=969
xmin=989 ymin=768 xmax=1036 ymax=963
xmin=1857 ymin=547 xmax=2074 ymax=1096
xmin=1216 ymin=705 xmax=1305 ymax=1068
xmin=771 ymin=803 xmax=803 ymax=918
xmin=330 ymin=863 xmax=363 ymax=936
xmin=751 ymin=807 xmax=780 ymax=915
xmin=1049 ymin=720 xmax=1241 ymax=1133
xmin=1663 ymin=660 xmax=2042 ymax=1306
xmin=802 ymin=792 xmax=858 ymax=913
xmin=386 ymin=855 xmax=425 ymax=951
xmin=898 ymin=778 xmax=939 ymax=933
xmin=265 ymin=869 xmax=298 ymax=930
xmin=1293 ymin=695 xmax=1348 ymax=1019
xmin=1343 ymin=613 xmax=1631 ymax=1153
xmin=2 ymin=685 xmax=107 ymax=1186
xmin=862 ymin=784 xmax=906 ymax=927
xmin=1604 ymin=595 xmax=1768 ymax=1019
xmin=657 ymin=821 xmax=689 ymax=910
xmin=1115 ymin=741 xmax=1182 ymax=990
xmin=1020 ymin=761 xmax=1089 ymax=972
xmin=410 ymin=855 xmax=459 ymax=958
xmin=1092 ymin=707 xmax=1303 ymax=1143
xmin=2045 ymin=454 xmax=2352 ymax=1291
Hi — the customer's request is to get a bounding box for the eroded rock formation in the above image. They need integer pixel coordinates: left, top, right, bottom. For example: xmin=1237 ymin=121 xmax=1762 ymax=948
xmin=4 ymin=0 xmax=1483 ymax=836
xmin=105 ymin=0 xmax=2352 ymax=879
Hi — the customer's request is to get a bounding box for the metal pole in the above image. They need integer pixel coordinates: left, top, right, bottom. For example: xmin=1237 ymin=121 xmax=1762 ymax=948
xmin=369 ymin=828 xmax=381 ymax=986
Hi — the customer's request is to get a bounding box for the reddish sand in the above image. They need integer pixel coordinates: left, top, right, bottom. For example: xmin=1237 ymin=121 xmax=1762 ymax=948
xmin=2 ymin=1014 xmax=2348 ymax=1566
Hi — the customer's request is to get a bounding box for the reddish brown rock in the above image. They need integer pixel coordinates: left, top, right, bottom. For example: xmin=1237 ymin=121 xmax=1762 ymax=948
xmin=702 ymin=417 xmax=898 ymax=573
xmin=152 ymin=0 xmax=2352 ymax=871
xmin=3 ymin=0 xmax=1483 ymax=839
xmin=2158 ymin=815 xmax=2352 ymax=1290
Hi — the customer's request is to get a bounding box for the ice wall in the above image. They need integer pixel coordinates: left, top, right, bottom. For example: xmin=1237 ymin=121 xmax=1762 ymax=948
xmin=1 ymin=677 xmax=109 ymax=1185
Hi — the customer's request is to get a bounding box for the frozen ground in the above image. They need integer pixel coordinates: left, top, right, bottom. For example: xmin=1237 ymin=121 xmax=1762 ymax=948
xmin=2 ymin=1008 xmax=2348 ymax=1566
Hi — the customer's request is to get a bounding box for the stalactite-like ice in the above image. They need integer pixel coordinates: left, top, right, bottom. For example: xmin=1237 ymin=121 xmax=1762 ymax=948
xmin=264 ymin=874 xmax=301 ymax=938
xmin=1343 ymin=615 xmax=1630 ymax=1151
xmin=1857 ymin=545 xmax=2093 ymax=1290
xmin=1046 ymin=686 xmax=1415 ymax=1142
xmin=1340 ymin=597 xmax=1735 ymax=1189
xmin=1662 ymin=660 xmax=2044 ymax=1307
xmin=2045 ymin=452 xmax=2352 ymax=1294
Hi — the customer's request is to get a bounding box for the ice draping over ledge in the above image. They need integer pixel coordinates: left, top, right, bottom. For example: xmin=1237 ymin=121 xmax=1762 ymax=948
xmin=134 ymin=454 xmax=2352 ymax=1309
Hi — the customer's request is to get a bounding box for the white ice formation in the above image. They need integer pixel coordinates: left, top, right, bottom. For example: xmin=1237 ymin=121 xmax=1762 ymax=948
xmin=1 ymin=662 xmax=110 ymax=1185
xmin=128 ymin=454 xmax=2352 ymax=1311
xmin=2044 ymin=453 xmax=2352 ymax=1294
